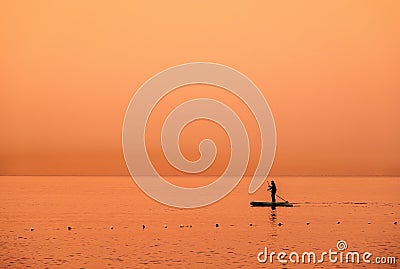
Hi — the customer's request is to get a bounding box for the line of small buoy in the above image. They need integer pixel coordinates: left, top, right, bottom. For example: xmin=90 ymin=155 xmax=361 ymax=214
xmin=25 ymin=221 xmax=398 ymax=232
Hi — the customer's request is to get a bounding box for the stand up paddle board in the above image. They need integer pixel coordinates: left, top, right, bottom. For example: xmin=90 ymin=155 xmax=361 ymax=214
xmin=250 ymin=201 xmax=293 ymax=207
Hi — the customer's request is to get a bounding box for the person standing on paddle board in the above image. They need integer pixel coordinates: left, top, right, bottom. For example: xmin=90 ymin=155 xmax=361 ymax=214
xmin=267 ymin=180 xmax=277 ymax=203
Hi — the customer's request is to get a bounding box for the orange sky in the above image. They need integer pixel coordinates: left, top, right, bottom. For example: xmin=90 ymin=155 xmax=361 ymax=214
xmin=1 ymin=1 xmax=399 ymax=176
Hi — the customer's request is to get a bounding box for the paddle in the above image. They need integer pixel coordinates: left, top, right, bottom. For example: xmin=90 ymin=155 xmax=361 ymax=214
xmin=267 ymin=181 xmax=289 ymax=203
xmin=276 ymin=194 xmax=289 ymax=203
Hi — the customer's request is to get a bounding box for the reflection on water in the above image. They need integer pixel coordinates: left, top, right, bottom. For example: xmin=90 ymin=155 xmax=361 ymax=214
xmin=269 ymin=209 xmax=278 ymax=238
xmin=270 ymin=209 xmax=277 ymax=222
xmin=0 ymin=176 xmax=398 ymax=268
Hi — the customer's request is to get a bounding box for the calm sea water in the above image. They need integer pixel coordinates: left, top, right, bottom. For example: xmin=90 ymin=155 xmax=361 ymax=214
xmin=0 ymin=176 xmax=399 ymax=268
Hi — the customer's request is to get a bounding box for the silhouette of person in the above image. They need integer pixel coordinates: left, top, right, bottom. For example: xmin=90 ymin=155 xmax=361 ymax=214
xmin=268 ymin=180 xmax=277 ymax=203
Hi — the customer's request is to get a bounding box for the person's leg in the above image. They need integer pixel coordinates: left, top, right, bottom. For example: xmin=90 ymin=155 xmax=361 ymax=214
xmin=271 ymin=193 xmax=276 ymax=203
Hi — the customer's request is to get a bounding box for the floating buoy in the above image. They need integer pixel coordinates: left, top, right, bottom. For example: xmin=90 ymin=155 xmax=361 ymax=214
xmin=179 ymin=224 xmax=184 ymax=228
xmin=164 ymin=225 xmax=167 ymax=228
xmin=306 ymin=222 xmax=310 ymax=225
xmin=337 ymin=221 xmax=341 ymax=224
xmin=278 ymin=223 xmax=282 ymax=226
xmin=67 ymin=226 xmax=72 ymax=230
xmin=142 ymin=225 xmax=145 ymax=230
xmin=394 ymin=221 xmax=397 ymax=225
xmin=189 ymin=225 xmax=192 ymax=228
xmin=249 ymin=223 xmax=253 ymax=227
xmin=30 ymin=227 xmax=34 ymax=231
xmin=368 ymin=222 xmax=371 ymax=224
xmin=110 ymin=226 xmax=114 ymax=230
xmin=215 ymin=224 xmax=219 ymax=228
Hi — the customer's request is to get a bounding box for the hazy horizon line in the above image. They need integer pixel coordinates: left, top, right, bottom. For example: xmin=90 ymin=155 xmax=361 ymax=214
xmin=0 ymin=174 xmax=398 ymax=177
